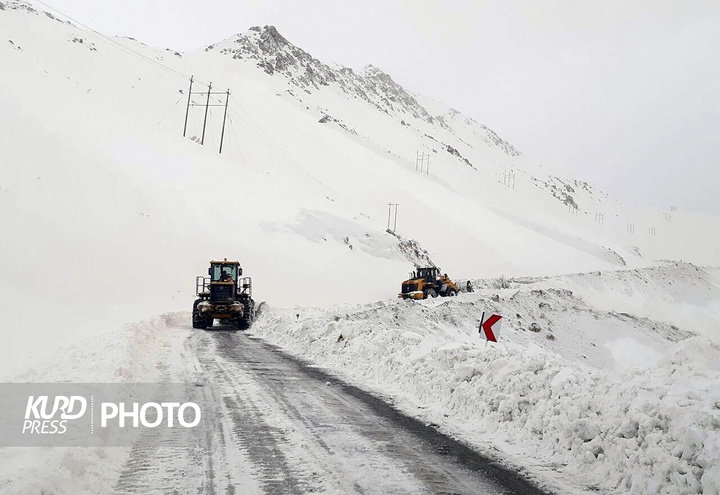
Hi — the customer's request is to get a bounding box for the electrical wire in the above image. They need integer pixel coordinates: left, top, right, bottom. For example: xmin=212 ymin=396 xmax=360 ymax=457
xmin=31 ymin=0 xmax=329 ymax=185
xmin=156 ymin=96 xmax=184 ymax=126
xmin=228 ymin=96 xmax=326 ymax=187
xmin=207 ymin=107 xmax=215 ymax=148
xmin=33 ymin=0 xmax=186 ymax=79
xmin=228 ymin=115 xmax=245 ymax=164
xmin=30 ymin=0 xmax=223 ymax=90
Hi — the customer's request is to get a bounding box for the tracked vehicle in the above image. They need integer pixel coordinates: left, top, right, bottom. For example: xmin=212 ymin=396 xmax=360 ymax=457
xmin=193 ymin=259 xmax=255 ymax=330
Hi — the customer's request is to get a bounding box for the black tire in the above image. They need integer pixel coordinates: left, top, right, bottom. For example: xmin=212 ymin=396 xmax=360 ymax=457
xmin=446 ymin=289 xmax=457 ymax=297
xmin=192 ymin=311 xmax=207 ymax=329
xmin=237 ymin=310 xmax=254 ymax=330
xmin=237 ymin=299 xmax=255 ymax=330
xmin=237 ymin=317 xmax=250 ymax=330
xmin=192 ymin=299 xmax=207 ymax=329
xmin=426 ymin=288 xmax=438 ymax=298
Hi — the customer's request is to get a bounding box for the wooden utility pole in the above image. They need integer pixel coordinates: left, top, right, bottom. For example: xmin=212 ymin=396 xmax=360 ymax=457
xmin=183 ymin=75 xmax=194 ymax=137
xmin=201 ymin=82 xmax=212 ymax=145
xmin=219 ymin=89 xmax=230 ymax=154
xmin=503 ymin=168 xmax=516 ymax=189
xmin=415 ymin=151 xmax=429 ymax=174
xmin=387 ymin=203 xmax=399 ymax=232
xmin=183 ymin=80 xmax=233 ymax=153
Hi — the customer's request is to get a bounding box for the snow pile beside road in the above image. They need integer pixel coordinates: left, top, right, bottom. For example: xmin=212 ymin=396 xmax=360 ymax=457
xmin=252 ymin=266 xmax=720 ymax=494
xmin=10 ymin=313 xmax=184 ymax=384
xmin=0 ymin=314 xmax=186 ymax=495
xmin=0 ymin=447 xmax=128 ymax=495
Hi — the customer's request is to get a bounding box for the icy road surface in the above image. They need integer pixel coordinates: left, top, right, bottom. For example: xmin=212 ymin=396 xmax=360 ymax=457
xmin=115 ymin=328 xmax=547 ymax=494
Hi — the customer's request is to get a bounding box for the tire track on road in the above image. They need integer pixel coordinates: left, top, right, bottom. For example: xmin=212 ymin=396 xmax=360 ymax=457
xmin=194 ymin=330 xmax=546 ymax=494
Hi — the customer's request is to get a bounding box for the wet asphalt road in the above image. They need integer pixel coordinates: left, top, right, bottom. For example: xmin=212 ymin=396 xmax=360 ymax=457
xmin=115 ymin=328 xmax=551 ymax=495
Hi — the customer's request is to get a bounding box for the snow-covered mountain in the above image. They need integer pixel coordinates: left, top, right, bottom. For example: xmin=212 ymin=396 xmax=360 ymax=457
xmin=209 ymin=25 xmax=523 ymax=167
xmin=1 ymin=2 xmax=719 ymax=494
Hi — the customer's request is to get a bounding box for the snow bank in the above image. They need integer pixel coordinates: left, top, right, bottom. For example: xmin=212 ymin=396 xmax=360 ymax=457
xmin=251 ymin=272 xmax=720 ymax=494
xmin=0 ymin=313 xmax=186 ymax=494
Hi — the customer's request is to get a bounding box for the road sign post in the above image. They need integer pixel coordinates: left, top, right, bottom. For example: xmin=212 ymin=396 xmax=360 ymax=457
xmin=479 ymin=312 xmax=502 ymax=343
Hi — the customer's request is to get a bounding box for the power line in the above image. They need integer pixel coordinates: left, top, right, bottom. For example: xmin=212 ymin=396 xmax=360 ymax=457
xmin=208 ymin=107 xmax=215 ymax=149
xmin=30 ymin=0 xmax=218 ymax=88
xmin=156 ymin=96 xmax=184 ymax=126
xmin=32 ymin=0 xmax=184 ymax=79
xmin=227 ymin=115 xmax=245 ymax=163
xmin=228 ymin=96 xmax=327 ymax=188
xmin=34 ymin=0 xmax=347 ymax=199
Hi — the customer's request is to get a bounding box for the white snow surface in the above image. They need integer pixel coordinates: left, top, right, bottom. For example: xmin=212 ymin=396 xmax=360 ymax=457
xmin=251 ymin=266 xmax=720 ymax=494
xmin=5 ymin=265 xmax=717 ymax=494
xmin=0 ymin=313 xmax=189 ymax=494
xmin=1 ymin=2 xmax=719 ymax=494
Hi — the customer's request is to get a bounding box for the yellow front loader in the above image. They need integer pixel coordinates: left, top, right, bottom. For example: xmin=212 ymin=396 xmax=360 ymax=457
xmin=399 ymin=267 xmax=459 ymax=300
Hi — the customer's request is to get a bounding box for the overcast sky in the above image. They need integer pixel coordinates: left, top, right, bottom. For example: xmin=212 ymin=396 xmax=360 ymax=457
xmin=29 ymin=0 xmax=720 ymax=215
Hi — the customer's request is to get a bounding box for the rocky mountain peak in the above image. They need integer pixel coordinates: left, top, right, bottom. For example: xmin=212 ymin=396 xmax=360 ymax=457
xmin=247 ymin=25 xmax=291 ymax=52
xmin=363 ymin=64 xmax=391 ymax=81
xmin=212 ymin=26 xmax=520 ymax=157
xmin=215 ymin=28 xmax=417 ymax=117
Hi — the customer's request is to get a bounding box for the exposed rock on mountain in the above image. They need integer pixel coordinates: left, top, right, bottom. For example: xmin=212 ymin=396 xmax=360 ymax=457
xmin=214 ymin=24 xmax=529 ymax=158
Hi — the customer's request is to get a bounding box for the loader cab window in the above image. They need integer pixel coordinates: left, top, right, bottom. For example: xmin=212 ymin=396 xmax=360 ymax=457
xmin=417 ymin=268 xmax=436 ymax=281
xmin=210 ymin=264 xmax=238 ymax=282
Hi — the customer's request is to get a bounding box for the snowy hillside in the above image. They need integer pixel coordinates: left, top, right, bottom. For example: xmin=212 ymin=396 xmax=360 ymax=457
xmin=1 ymin=1 xmax=720 ymax=493
xmin=2 ymin=1 xmax=717 ymax=372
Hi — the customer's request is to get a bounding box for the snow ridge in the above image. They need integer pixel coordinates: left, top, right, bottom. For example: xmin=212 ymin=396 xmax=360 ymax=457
xmin=252 ymin=264 xmax=720 ymax=495
xmin=215 ymin=26 xmax=435 ymax=122
xmin=213 ymin=25 xmax=521 ymax=159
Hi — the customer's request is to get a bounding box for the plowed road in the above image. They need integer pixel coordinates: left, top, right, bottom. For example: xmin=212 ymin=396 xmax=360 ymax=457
xmin=115 ymin=328 xmax=549 ymax=494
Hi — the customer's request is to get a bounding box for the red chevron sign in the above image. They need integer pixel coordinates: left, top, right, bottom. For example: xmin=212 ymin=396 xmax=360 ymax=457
xmin=479 ymin=312 xmax=502 ymax=342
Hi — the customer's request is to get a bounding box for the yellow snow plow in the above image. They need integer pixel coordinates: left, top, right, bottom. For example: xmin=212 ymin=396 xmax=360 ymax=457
xmin=399 ymin=267 xmax=459 ymax=300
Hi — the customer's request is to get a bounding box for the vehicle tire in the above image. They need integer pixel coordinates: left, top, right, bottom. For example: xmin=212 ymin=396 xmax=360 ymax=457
xmin=237 ymin=312 xmax=253 ymax=330
xmin=237 ymin=302 xmax=254 ymax=330
xmin=426 ymin=288 xmax=438 ymax=298
xmin=192 ymin=311 xmax=207 ymax=329
xmin=192 ymin=300 xmax=207 ymax=329
xmin=446 ymin=289 xmax=457 ymax=297
xmin=206 ymin=317 xmax=213 ymax=328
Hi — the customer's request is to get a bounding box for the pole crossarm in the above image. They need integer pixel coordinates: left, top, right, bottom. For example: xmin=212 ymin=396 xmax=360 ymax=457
xmin=183 ymin=76 xmax=232 ymax=155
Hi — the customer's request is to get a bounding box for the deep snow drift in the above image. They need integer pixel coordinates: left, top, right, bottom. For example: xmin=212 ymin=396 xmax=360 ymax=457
xmin=251 ymin=263 xmax=720 ymax=494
